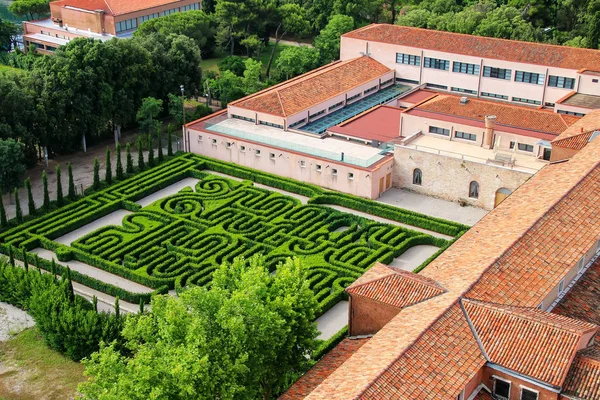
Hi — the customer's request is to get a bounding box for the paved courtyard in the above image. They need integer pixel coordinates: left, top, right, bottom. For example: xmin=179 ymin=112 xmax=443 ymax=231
xmin=377 ymin=188 xmax=489 ymax=226
xmin=316 ymin=301 xmax=348 ymax=340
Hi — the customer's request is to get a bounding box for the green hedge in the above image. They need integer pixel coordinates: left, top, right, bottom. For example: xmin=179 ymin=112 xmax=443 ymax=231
xmin=313 ymin=326 xmax=348 ymax=361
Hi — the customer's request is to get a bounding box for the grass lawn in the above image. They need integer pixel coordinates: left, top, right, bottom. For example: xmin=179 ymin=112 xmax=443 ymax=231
xmin=200 ymin=42 xmax=291 ymax=77
xmin=0 ymin=65 xmax=25 ymax=75
xmin=0 ymin=328 xmax=85 ymax=400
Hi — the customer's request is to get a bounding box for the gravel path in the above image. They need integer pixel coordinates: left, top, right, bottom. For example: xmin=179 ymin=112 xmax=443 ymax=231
xmin=316 ymin=301 xmax=348 ymax=340
xmin=389 ymin=245 xmax=440 ymax=271
xmin=137 ymin=177 xmax=200 ymax=207
xmin=31 ymin=248 xmax=153 ymax=294
xmin=325 ymin=205 xmax=454 ymax=240
xmin=54 ymin=209 xmax=132 ymax=246
xmin=0 ymin=302 xmax=34 ymax=341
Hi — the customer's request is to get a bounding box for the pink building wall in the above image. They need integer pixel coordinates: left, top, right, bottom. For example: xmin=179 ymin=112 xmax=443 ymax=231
xmin=186 ymin=128 xmax=394 ymax=199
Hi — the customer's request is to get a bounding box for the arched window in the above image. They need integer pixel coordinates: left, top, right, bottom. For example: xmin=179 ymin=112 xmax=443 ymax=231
xmin=469 ymin=181 xmax=479 ymax=199
xmin=413 ymin=168 xmax=422 ymax=185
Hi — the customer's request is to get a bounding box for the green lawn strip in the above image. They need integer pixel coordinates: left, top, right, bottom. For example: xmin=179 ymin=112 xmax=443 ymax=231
xmin=200 ymin=43 xmax=291 ymax=76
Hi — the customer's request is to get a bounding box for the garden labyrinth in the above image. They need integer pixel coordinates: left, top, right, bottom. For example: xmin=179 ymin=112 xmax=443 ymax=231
xmin=0 ymin=154 xmax=465 ymax=312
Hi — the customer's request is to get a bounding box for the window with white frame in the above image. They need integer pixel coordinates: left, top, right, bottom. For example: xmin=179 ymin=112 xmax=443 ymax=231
xmin=452 ymin=61 xmax=480 ymax=75
xmin=348 ymin=172 xmax=354 ymax=180
xmin=211 ymin=138 xmax=217 ymax=145
xmin=424 ymin=57 xmax=449 ymax=70
xmin=548 ymin=75 xmax=575 ymax=89
xmin=240 ymin=145 xmax=246 ymax=152
xmin=396 ymin=53 xmax=420 ymax=66
xmin=493 ymin=377 xmax=511 ymax=400
xmin=269 ymin=153 xmax=275 ymax=160
xmin=559 ymin=278 xmax=565 ymax=293
xmin=316 ymin=164 xmax=322 ymax=172
xmin=226 ymin=142 xmax=233 ymax=149
xmin=197 ymin=135 xmax=203 ymax=142
xmin=115 ymin=18 xmax=138 ymax=32
xmin=332 ymin=168 xmax=338 ymax=176
xmin=455 ymin=131 xmax=476 ymax=141
xmin=515 ymin=70 xmax=545 ymax=85
xmin=483 ymin=66 xmax=511 ymax=80
xmin=300 ymin=160 xmax=306 ymax=168
xmin=520 ymin=387 xmax=539 ymax=400
xmin=578 ymin=256 xmax=585 ymax=273
xmin=255 ymin=149 xmax=261 ymax=156
xmin=429 ymin=126 xmax=450 ymax=136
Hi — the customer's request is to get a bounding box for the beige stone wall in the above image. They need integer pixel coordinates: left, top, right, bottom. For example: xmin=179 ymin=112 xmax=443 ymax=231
xmin=393 ymin=146 xmax=532 ymax=210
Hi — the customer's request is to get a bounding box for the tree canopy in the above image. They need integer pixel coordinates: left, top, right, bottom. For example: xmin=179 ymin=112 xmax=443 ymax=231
xmin=0 ymin=139 xmax=26 ymax=193
xmin=78 ymin=256 xmax=319 ymax=400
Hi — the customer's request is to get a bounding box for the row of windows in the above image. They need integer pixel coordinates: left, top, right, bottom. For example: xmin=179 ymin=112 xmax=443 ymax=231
xmin=396 ymin=77 xmax=419 ymax=85
xmin=424 ymin=57 xmax=449 ymax=71
xmin=310 ymin=109 xmax=325 ymax=119
xmin=329 ymin=101 xmax=344 ymax=111
xmin=181 ymin=2 xmax=201 ymax=11
xmin=512 ymin=96 xmax=541 ymax=105
xmin=231 ymin=114 xmax=255 ymax=123
xmin=259 ymin=121 xmax=283 ymax=129
xmin=427 ymin=83 xmax=447 ymax=90
xmin=452 ymin=61 xmax=480 ymax=75
xmin=116 ymin=17 xmax=138 ymax=32
xmin=139 ymin=13 xmax=159 ymax=23
xmin=493 ymin=377 xmax=538 ymax=400
xmin=364 ymin=85 xmax=378 ymax=94
xmin=515 ymin=70 xmax=545 ymax=85
xmin=289 ymin=118 xmax=307 ymax=128
xmin=558 ymin=110 xmax=585 ymax=117
xmin=162 ymin=7 xmax=179 ymax=16
xmin=455 ymin=131 xmax=477 ymax=141
xmin=429 ymin=126 xmax=450 ymax=136
xmin=483 ymin=66 xmax=511 ymax=80
xmin=548 ymin=75 xmax=575 ymax=89
xmin=347 ymin=92 xmax=362 ymax=102
xmin=481 ymin=91 xmax=508 ymax=100
xmin=451 ymin=87 xmax=477 ymax=95
xmin=396 ymin=53 xmax=421 ymax=66
xmin=510 ymin=141 xmax=534 ymax=152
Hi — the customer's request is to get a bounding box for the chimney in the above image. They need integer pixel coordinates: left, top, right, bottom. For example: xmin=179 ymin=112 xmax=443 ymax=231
xmin=484 ymin=115 xmax=497 ymax=149
xmin=459 ymin=96 xmax=469 ymax=105
xmin=94 ymin=10 xmax=105 ymax=34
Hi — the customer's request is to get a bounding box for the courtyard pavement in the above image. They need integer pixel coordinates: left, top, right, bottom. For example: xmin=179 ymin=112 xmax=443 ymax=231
xmin=389 ymin=245 xmax=440 ymax=271
xmin=54 ymin=209 xmax=132 ymax=246
xmin=0 ymin=302 xmax=34 ymax=341
xmin=377 ymin=188 xmax=489 ymax=226
xmin=316 ymin=301 xmax=348 ymax=340
xmin=136 ymin=177 xmax=200 ymax=207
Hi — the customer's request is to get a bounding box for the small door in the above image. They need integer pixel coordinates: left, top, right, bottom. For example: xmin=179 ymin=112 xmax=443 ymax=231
xmin=385 ymin=173 xmax=391 ymax=189
xmin=379 ymin=177 xmax=384 ymax=193
xmin=494 ymin=188 xmax=512 ymax=208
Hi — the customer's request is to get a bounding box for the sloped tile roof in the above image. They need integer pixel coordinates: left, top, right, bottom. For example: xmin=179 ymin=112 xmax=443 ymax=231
xmin=552 ymin=110 xmax=600 ymax=150
xmin=562 ymin=353 xmax=600 ymax=400
xmin=552 ymin=131 xmax=595 ymax=150
xmin=464 ymin=299 xmax=597 ymax=386
xmin=232 ymin=56 xmax=392 ymax=117
xmin=410 ymin=94 xmax=579 ymax=136
xmin=343 ymin=24 xmax=600 ymax=71
xmin=472 ymin=387 xmax=493 ymax=400
xmin=346 ymin=263 xmax=446 ymax=308
xmin=279 ymin=338 xmax=370 ymax=400
xmin=52 ymin=0 xmax=189 ymax=16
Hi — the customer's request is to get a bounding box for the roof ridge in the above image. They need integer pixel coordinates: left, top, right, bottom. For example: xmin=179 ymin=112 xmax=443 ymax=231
xmin=391 ymin=268 xmax=447 ymax=292
xmin=276 ymin=90 xmax=286 ymax=117
xmin=460 ymin=298 xmax=491 ymax=362
xmin=102 ymin=0 xmax=114 ymax=15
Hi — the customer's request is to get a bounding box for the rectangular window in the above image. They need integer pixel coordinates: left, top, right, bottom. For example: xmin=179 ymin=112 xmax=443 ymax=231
xmin=240 ymin=145 xmax=246 ymax=152
xmin=347 ymin=93 xmax=361 ymax=103
xmin=429 ymin=126 xmax=450 ymax=136
xmin=483 ymin=66 xmax=511 ymax=80
xmin=452 ymin=61 xmax=480 ymax=75
xmin=348 ymin=172 xmax=354 ymax=180
xmin=548 ymin=75 xmax=575 ymax=89
xmin=380 ymin=78 xmax=393 ymax=87
xmin=197 ymin=135 xmax=203 ymax=142
xmin=116 ymin=17 xmax=138 ymax=32
xmin=518 ymin=143 xmax=534 ymax=152
xmin=232 ymin=114 xmax=255 ymax=123
xmin=558 ymin=110 xmax=585 ymax=117
xmin=269 ymin=153 xmax=275 ymax=160
xmin=578 ymin=256 xmax=585 ymax=273
xmin=211 ymin=138 xmax=217 ymax=145
xmin=424 ymin=57 xmax=449 ymax=70
xmin=259 ymin=121 xmax=284 ymax=129
xmin=455 ymin=131 xmax=476 ymax=141
xmin=515 ymin=70 xmax=545 ymax=85
xmin=451 ymin=87 xmax=477 ymax=95
xmin=316 ymin=164 xmax=322 ymax=172
xmin=310 ymin=109 xmax=326 ymax=120
xmin=255 ymin=149 xmax=261 ymax=156
xmin=299 ymin=160 xmax=306 ymax=168
xmin=364 ymin=85 xmax=378 ymax=95
xmin=427 ymin=83 xmax=448 ymax=90
xmin=559 ymin=279 xmax=565 ymax=293
xmin=493 ymin=378 xmax=511 ymax=400
xmin=396 ymin=77 xmax=420 ymax=85
xmin=513 ymin=97 xmax=542 ymax=106
xmin=289 ymin=118 xmax=307 ymax=128
xmin=329 ymin=101 xmax=344 ymax=111
xmin=481 ymin=92 xmax=509 ymax=100
xmin=226 ymin=142 xmax=233 ymax=149
xmin=332 ymin=168 xmax=338 ymax=176
xmin=396 ymin=53 xmax=420 ymax=66
xmin=521 ymin=388 xmax=538 ymax=400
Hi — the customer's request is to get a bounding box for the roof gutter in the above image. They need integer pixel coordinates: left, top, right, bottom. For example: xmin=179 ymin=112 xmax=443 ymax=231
xmin=487 ymin=363 xmax=562 ymax=393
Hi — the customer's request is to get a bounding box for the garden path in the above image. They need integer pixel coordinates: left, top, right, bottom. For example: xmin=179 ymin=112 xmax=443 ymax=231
xmin=316 ymin=301 xmax=348 ymax=341
xmin=388 ymin=245 xmax=440 ymax=272
xmin=54 ymin=210 xmax=132 ymax=246
xmin=136 ymin=177 xmax=200 ymax=207
xmin=0 ymin=302 xmax=34 ymax=341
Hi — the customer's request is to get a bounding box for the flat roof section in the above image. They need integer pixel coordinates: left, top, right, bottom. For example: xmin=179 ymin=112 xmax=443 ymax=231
xmin=24 ymin=33 xmax=70 ymax=46
xmin=396 ymin=88 xmax=437 ymax=106
xmin=328 ymin=105 xmax=403 ymax=143
xmin=561 ymin=92 xmax=600 ymax=110
xmin=300 ymin=84 xmax=409 ymax=134
xmin=25 ymin=19 xmax=114 ymax=41
xmin=202 ymin=117 xmax=386 ymax=168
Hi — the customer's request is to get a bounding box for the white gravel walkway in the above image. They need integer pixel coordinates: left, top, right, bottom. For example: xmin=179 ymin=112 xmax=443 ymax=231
xmin=389 ymin=245 xmax=440 ymax=272
xmin=0 ymin=302 xmax=35 ymax=341
xmin=136 ymin=177 xmax=200 ymax=207
xmin=316 ymin=301 xmax=348 ymax=340
xmin=54 ymin=209 xmax=132 ymax=246
xmin=31 ymin=248 xmax=153 ymax=294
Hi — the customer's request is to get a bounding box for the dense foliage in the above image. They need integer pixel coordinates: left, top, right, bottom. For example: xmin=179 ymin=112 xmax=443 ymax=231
xmin=79 ymin=256 xmax=319 ymax=400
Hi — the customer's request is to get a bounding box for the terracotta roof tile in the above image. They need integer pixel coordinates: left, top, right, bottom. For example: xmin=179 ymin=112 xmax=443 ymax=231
xmin=279 ymin=338 xmax=370 ymax=400
xmin=343 ymin=24 xmax=600 ymax=71
xmin=233 ymin=56 xmax=392 ymax=117
xmin=562 ymin=354 xmax=600 ymax=399
xmin=552 ymin=110 xmax=600 ymax=145
xmin=52 ymin=0 xmax=188 ymax=16
xmin=346 ymin=265 xmax=446 ymax=308
xmin=410 ymin=94 xmax=579 ymax=136
xmin=472 ymin=388 xmax=493 ymax=400
xmin=552 ymin=131 xmax=595 ymax=150
xmin=464 ymin=299 xmax=597 ymax=386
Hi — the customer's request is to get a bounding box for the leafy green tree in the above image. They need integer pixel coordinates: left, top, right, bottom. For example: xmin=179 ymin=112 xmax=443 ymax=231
xmin=241 ymin=34 xmax=265 ymax=58
xmin=314 ymin=14 xmax=355 ymax=63
xmin=147 ymin=135 xmax=155 ymax=168
xmin=265 ymin=3 xmax=311 ymax=77
xmin=93 ymin=157 xmax=100 ymax=190
xmin=116 ymin=143 xmax=124 ymax=180
xmin=126 ymin=143 xmax=134 ymax=174
xmin=0 ymin=19 xmax=21 ymax=51
xmin=0 ymin=196 xmax=6 ymax=227
xmin=42 ymin=170 xmax=49 ymax=210
xmin=136 ymin=97 xmax=163 ymax=136
xmin=475 ymin=5 xmax=538 ymax=41
xmin=275 ymin=46 xmax=321 ymax=80
xmin=134 ymin=10 xmax=216 ymax=56
xmin=14 ymin=188 xmax=22 ymax=222
xmin=586 ymin=0 xmax=600 ymax=48
xmin=242 ymin=58 xmax=265 ymax=94
xmin=55 ymin=165 xmax=63 ymax=207
xmin=207 ymin=70 xmax=245 ymax=106
xmin=214 ymin=0 xmax=255 ymax=55
xmin=105 ymin=148 xmax=112 ymax=185
xmin=8 ymin=0 xmax=49 ymax=21
xmin=67 ymin=162 xmax=76 ymax=200
xmin=137 ymin=137 xmax=145 ymax=171
xmin=0 ymin=139 xmax=26 ymax=195
xmin=167 ymin=93 xmax=184 ymax=127
xmin=218 ymin=55 xmax=247 ymax=76
xmin=157 ymin=133 xmax=164 ymax=163
xmin=78 ymin=256 xmax=319 ymax=400
xmin=25 ymin=177 xmax=35 ymax=216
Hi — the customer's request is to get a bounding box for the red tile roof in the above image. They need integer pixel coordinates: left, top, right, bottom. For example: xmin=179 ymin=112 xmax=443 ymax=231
xmin=409 ymin=94 xmax=580 ymax=137
xmin=231 ymin=56 xmax=392 ymax=117
xmin=52 ymin=0 xmax=188 ymax=16
xmin=343 ymin=24 xmax=600 ymax=71
xmin=552 ymin=110 xmax=600 ymax=150
xmin=472 ymin=388 xmax=493 ymax=400
xmin=562 ymin=353 xmax=600 ymax=400
xmin=552 ymin=131 xmax=595 ymax=150
xmin=278 ymin=338 xmax=370 ymax=400
xmin=464 ymin=299 xmax=597 ymax=386
xmin=346 ymin=263 xmax=446 ymax=308
xmin=328 ymin=105 xmax=403 ymax=143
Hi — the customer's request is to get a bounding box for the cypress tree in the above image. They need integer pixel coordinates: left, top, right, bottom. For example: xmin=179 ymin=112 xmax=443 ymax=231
xmin=167 ymin=124 xmax=174 ymax=156
xmin=139 ymin=298 xmax=144 ymax=314
xmin=42 ymin=170 xmax=50 ymax=210
xmin=8 ymin=246 xmax=14 ymax=266
xmin=126 ymin=143 xmax=134 ymax=175
xmin=147 ymin=135 xmax=155 ymax=167
xmin=137 ymin=137 xmax=145 ymax=171
xmin=67 ymin=162 xmax=76 ymax=200
xmin=34 ymin=254 xmax=41 ymax=272
xmin=65 ymin=266 xmax=74 ymax=302
xmin=14 ymin=188 xmax=22 ymax=222
xmin=92 ymin=295 xmax=98 ymax=313
xmin=93 ymin=157 xmax=100 ymax=190
xmin=22 ymin=248 xmax=28 ymax=271
xmin=50 ymin=258 xmax=56 ymax=276
xmin=157 ymin=132 xmax=164 ymax=162
xmin=114 ymin=296 xmax=120 ymax=318
xmin=116 ymin=143 xmax=124 ymax=180
xmin=56 ymin=165 xmax=63 ymax=207
xmin=25 ymin=178 xmax=35 ymax=216
xmin=0 ymin=196 xmax=7 ymax=228
xmin=105 ymin=147 xmax=112 ymax=185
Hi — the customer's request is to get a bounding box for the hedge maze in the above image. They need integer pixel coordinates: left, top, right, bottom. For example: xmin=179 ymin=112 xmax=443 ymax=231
xmin=0 ymin=153 xmax=468 ymax=311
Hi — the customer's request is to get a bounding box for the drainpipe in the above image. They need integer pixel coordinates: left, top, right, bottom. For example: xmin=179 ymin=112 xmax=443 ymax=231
xmin=484 ymin=115 xmax=497 ymax=149
xmin=477 ymin=59 xmax=484 ymax=98
xmin=541 ymin=68 xmax=549 ymax=106
xmin=419 ymin=50 xmax=424 ymax=84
